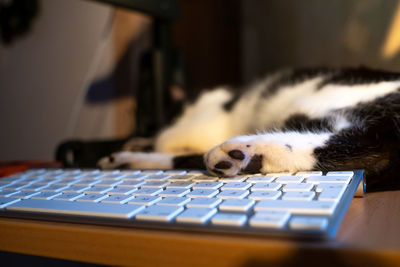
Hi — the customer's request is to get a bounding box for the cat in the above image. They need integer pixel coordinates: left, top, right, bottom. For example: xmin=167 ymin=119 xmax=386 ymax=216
xmin=98 ymin=67 xmax=400 ymax=192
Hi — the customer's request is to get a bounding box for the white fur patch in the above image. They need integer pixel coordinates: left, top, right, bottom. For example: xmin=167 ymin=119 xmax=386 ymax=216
xmin=154 ymin=88 xmax=235 ymax=155
xmin=205 ymin=131 xmax=332 ymax=176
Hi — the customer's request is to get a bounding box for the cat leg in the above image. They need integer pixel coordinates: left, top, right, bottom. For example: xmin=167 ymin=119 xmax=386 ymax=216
xmin=98 ymin=152 xmax=174 ymax=170
xmin=98 ymin=151 xmax=205 ymax=170
xmin=205 ymin=131 xmax=333 ymax=176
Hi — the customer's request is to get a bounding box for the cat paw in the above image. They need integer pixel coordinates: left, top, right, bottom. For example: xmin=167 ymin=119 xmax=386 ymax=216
xmin=97 ymin=152 xmax=173 ymax=170
xmin=97 ymin=152 xmax=136 ymax=169
xmin=204 ymin=138 xmax=262 ymax=177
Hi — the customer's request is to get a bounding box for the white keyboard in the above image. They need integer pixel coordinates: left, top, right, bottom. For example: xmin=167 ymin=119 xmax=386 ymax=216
xmin=0 ymin=169 xmax=364 ymax=239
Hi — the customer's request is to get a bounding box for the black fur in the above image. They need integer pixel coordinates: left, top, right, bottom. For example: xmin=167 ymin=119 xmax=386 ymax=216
xmin=263 ymin=67 xmax=335 ymax=97
xmin=223 ymin=89 xmax=242 ymax=111
xmin=172 ymin=154 xmax=205 ymax=169
xmin=318 ymin=67 xmax=400 ymax=88
xmin=313 ymin=91 xmax=400 ymax=191
xmin=242 ymin=155 xmax=263 ymax=174
xmin=283 ymin=114 xmax=334 ymax=132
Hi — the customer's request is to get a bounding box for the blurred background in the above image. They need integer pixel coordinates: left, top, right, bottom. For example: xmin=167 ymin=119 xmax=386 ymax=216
xmin=1 ymin=0 xmax=400 ymax=162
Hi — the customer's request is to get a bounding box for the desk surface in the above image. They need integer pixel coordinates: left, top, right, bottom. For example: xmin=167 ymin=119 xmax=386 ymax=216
xmin=0 ymin=191 xmax=400 ymax=266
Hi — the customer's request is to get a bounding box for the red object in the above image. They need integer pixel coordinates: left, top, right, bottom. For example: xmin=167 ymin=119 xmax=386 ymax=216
xmin=0 ymin=161 xmax=62 ymax=178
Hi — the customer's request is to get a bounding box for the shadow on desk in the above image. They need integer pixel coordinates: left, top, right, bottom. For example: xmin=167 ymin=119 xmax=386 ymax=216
xmin=0 ymin=251 xmax=104 ymax=267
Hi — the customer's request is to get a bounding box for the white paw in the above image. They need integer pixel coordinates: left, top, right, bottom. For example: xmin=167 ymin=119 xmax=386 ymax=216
xmin=204 ymin=138 xmax=262 ymax=177
xmin=97 ymin=152 xmax=173 ymax=170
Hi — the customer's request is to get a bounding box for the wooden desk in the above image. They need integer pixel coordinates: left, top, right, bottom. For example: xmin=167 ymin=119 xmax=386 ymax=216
xmin=0 ymin=191 xmax=400 ymax=267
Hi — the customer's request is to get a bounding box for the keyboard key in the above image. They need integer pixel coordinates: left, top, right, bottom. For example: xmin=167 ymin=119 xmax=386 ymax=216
xmin=99 ymin=174 xmax=125 ymax=180
xmin=133 ymin=188 xmax=163 ymax=196
xmin=192 ymin=176 xmax=219 ymax=182
xmin=84 ymin=186 xmax=113 ymax=194
xmin=318 ymin=189 xmax=345 ymax=202
xmin=187 ymin=170 xmax=207 ymax=176
xmin=175 ymin=207 xmax=217 ymax=224
xmin=118 ymin=180 xmax=146 ymax=188
xmin=250 ymin=183 xmax=281 ymax=191
xmin=135 ymin=205 xmax=183 ymax=222
xmin=141 ymin=181 xmax=170 ymax=188
xmin=248 ymin=191 xmax=281 ymax=200
xmin=221 ymin=182 xmax=252 ymax=190
xmin=326 ymin=171 xmax=354 ymax=177
xmin=167 ymin=175 xmax=194 ymax=182
xmin=193 ymin=182 xmax=223 ymax=190
xmin=275 ymin=176 xmax=303 ymax=183
xmin=164 ymin=170 xmax=187 ymax=175
xmin=158 ymin=188 xmax=190 ymax=197
xmin=254 ymin=200 xmax=337 ymax=215
xmin=95 ymin=180 xmax=123 ymax=187
xmin=73 ymin=180 xmax=101 ymax=186
xmin=9 ymin=191 xmax=40 ymax=199
xmin=211 ymin=213 xmax=247 ymax=226
xmin=216 ymin=190 xmax=249 ymax=199
xmin=192 ymin=176 xmax=218 ymax=183
xmin=79 ymin=173 xmax=104 ymax=179
xmin=281 ymin=183 xmax=313 ymax=192
xmin=218 ymin=198 xmax=255 ymax=212
xmin=62 ymin=185 xmax=91 ymax=193
xmin=36 ymin=178 xmax=62 ymax=185
xmin=118 ymin=170 xmax=141 ymax=176
xmin=289 ymin=216 xmax=328 ymax=231
xmin=0 ymin=176 xmax=25 ymax=185
xmin=282 ymin=191 xmax=315 ymax=201
xmin=0 ymin=197 xmax=21 ymax=208
xmin=295 ymin=171 xmax=323 ymax=177
xmin=31 ymin=191 xmax=62 ymax=200
xmin=246 ymin=176 xmax=275 ymax=183
xmin=76 ymin=193 xmax=108 ymax=203
xmin=3 ymin=183 xmax=31 ymax=190
xmin=141 ymin=170 xmax=163 ymax=175
xmin=315 ymin=183 xmax=347 ymax=193
xmin=249 ymin=211 xmax=291 ymax=228
xmin=106 ymin=187 xmax=138 ymax=195
xmin=306 ymin=176 xmax=351 ymax=184
xmin=121 ymin=174 xmax=146 ymax=181
xmin=7 ymin=199 xmax=144 ymax=219
xmin=186 ymin=197 xmax=222 ymax=208
xmin=167 ymin=181 xmax=195 ymax=189
xmin=156 ymin=197 xmax=191 ymax=206
xmin=144 ymin=174 xmax=171 ymax=181
xmin=219 ymin=177 xmax=247 ymax=183
xmin=101 ymin=194 xmax=135 ymax=204
xmin=54 ymin=179 xmax=80 ymax=186
xmin=53 ymin=193 xmax=85 ymax=201
xmin=41 ymin=184 xmax=72 ymax=192
xmin=0 ymin=190 xmax=21 ymax=198
xmin=128 ymin=196 xmax=161 ymax=206
xmin=186 ymin=189 xmax=219 ymax=198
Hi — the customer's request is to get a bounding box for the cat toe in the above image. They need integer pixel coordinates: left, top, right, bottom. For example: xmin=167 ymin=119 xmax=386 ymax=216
xmin=214 ymin=160 xmax=233 ymax=169
xmin=227 ymin=149 xmax=246 ymax=160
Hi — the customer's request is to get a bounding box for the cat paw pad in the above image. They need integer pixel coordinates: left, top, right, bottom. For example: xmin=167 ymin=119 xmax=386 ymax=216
xmin=205 ymin=140 xmax=258 ymax=177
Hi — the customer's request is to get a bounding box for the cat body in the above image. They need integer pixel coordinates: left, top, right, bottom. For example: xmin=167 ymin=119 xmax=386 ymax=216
xmin=99 ymin=67 xmax=400 ymax=192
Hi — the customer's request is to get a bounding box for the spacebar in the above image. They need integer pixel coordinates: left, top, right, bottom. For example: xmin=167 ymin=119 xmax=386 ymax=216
xmin=6 ymin=199 xmax=145 ymax=219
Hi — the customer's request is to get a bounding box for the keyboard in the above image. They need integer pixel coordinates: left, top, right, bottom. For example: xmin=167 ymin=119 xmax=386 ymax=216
xmin=0 ymin=169 xmax=364 ymax=239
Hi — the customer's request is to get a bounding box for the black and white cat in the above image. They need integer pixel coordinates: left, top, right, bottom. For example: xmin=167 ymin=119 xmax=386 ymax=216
xmin=98 ymin=67 xmax=400 ymax=192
